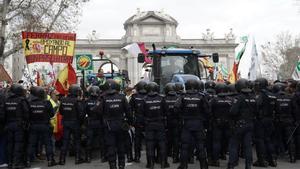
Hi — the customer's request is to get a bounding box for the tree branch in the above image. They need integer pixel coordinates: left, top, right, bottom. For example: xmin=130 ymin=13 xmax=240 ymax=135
xmin=3 ymin=45 xmax=23 ymax=59
xmin=46 ymin=0 xmax=68 ymax=32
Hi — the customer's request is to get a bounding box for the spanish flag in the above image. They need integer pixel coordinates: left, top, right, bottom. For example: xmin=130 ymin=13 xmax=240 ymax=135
xmin=55 ymin=63 xmax=77 ymax=95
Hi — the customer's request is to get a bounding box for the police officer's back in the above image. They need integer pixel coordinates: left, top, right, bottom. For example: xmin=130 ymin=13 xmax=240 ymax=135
xmin=59 ymin=84 xmax=85 ymax=165
xmin=227 ymin=79 xmax=257 ymax=169
xmin=101 ymin=79 xmax=130 ymax=169
xmin=130 ymin=81 xmax=148 ymax=162
xmin=26 ymin=87 xmax=56 ymax=167
xmin=176 ymin=79 xmax=209 ymax=169
xmin=141 ymin=82 xmax=167 ymax=169
xmin=3 ymin=84 xmax=29 ymax=169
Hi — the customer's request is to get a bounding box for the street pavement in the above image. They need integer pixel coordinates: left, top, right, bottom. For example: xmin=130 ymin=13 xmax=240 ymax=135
xmin=28 ymin=151 xmax=300 ymax=169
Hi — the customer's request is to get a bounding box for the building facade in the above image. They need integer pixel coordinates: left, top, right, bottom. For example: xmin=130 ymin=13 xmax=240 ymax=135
xmin=12 ymin=10 xmax=238 ymax=85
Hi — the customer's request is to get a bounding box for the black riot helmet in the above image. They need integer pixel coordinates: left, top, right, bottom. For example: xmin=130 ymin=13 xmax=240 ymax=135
xmin=135 ymin=81 xmax=148 ymax=94
xmin=185 ymin=79 xmax=199 ymax=91
xmin=68 ymin=84 xmax=82 ymax=97
xmin=29 ymin=86 xmax=39 ymax=97
xmin=272 ymin=82 xmax=285 ymax=93
xmin=174 ymin=82 xmax=184 ymax=94
xmin=35 ymin=86 xmax=46 ymax=100
xmin=10 ymin=84 xmax=25 ymax=96
xmin=197 ymin=80 xmax=205 ymax=92
xmin=146 ymin=82 xmax=159 ymax=94
xmin=164 ymin=83 xmax=175 ymax=95
xmin=248 ymin=80 xmax=255 ymax=90
xmin=89 ymin=86 xmax=100 ymax=97
xmin=106 ymin=79 xmax=119 ymax=94
xmin=215 ymin=82 xmax=227 ymax=94
xmin=235 ymin=78 xmax=250 ymax=93
xmin=228 ymin=83 xmax=237 ymax=93
xmin=205 ymin=80 xmax=216 ymax=90
xmin=255 ymin=78 xmax=269 ymax=90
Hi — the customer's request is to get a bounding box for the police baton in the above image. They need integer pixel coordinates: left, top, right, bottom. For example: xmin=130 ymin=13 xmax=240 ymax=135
xmin=286 ymin=123 xmax=300 ymax=145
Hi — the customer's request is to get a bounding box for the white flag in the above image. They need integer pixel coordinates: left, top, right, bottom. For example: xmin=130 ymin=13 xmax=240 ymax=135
xmin=248 ymin=37 xmax=261 ymax=80
xmin=292 ymin=57 xmax=300 ymax=80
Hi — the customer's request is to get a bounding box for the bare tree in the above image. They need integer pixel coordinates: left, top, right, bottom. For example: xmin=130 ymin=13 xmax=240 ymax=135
xmin=0 ymin=0 xmax=89 ymax=64
xmin=261 ymin=31 xmax=300 ymax=80
xmin=261 ymin=42 xmax=283 ymax=80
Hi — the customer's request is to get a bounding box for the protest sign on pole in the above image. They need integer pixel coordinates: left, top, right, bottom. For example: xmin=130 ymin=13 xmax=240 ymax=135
xmin=22 ymin=32 xmax=76 ymax=64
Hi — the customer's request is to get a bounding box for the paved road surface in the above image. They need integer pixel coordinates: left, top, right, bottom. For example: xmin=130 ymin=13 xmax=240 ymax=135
xmin=28 ymin=151 xmax=300 ymax=169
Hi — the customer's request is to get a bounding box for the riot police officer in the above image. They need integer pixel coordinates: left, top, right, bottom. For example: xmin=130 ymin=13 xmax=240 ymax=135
xmin=204 ymin=80 xmax=216 ymax=101
xmin=253 ymin=78 xmax=277 ymax=167
xmin=59 ymin=85 xmax=85 ymax=165
xmin=209 ymin=83 xmax=232 ymax=167
xmin=129 ymin=80 xmax=148 ymax=163
xmin=164 ymin=83 xmax=180 ymax=163
xmin=273 ymin=83 xmax=296 ymax=163
xmin=176 ymin=79 xmax=209 ymax=169
xmin=26 ymin=87 xmax=57 ymax=167
xmin=204 ymin=80 xmax=216 ymax=163
xmin=101 ymin=79 xmax=131 ymax=169
xmin=85 ymin=86 xmax=102 ymax=163
xmin=3 ymin=84 xmax=29 ymax=169
xmin=227 ymin=79 xmax=257 ymax=169
xmin=292 ymin=81 xmax=300 ymax=160
xmin=141 ymin=82 xmax=167 ymax=169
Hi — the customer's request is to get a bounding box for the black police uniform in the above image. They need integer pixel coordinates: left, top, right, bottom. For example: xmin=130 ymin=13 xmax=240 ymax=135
xmin=292 ymin=90 xmax=300 ymax=160
xmin=141 ymin=89 xmax=167 ymax=169
xmin=209 ymin=92 xmax=233 ymax=166
xmin=59 ymin=90 xmax=85 ymax=165
xmin=26 ymin=91 xmax=56 ymax=167
xmin=164 ymin=91 xmax=180 ymax=163
xmin=228 ymin=89 xmax=256 ymax=169
xmin=254 ymin=89 xmax=277 ymax=166
xmin=274 ymin=91 xmax=296 ymax=162
xmin=101 ymin=89 xmax=130 ymax=169
xmin=176 ymin=87 xmax=209 ymax=169
xmin=3 ymin=85 xmax=29 ymax=168
xmin=129 ymin=92 xmax=147 ymax=162
xmin=85 ymin=92 xmax=102 ymax=163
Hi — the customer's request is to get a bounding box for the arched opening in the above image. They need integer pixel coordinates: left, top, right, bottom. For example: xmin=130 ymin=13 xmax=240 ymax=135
xmin=99 ymin=62 xmax=120 ymax=74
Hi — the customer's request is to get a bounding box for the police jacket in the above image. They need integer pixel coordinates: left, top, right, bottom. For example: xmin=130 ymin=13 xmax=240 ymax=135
xmin=129 ymin=92 xmax=147 ymax=124
xmin=28 ymin=96 xmax=54 ymax=124
xmin=85 ymin=96 xmax=102 ymax=121
xmin=292 ymin=92 xmax=300 ymax=123
xmin=142 ymin=93 xmax=166 ymax=123
xmin=164 ymin=91 xmax=179 ymax=121
xmin=3 ymin=92 xmax=29 ymax=123
xmin=101 ymin=92 xmax=130 ymax=122
xmin=60 ymin=95 xmax=84 ymax=122
xmin=204 ymin=89 xmax=217 ymax=102
xmin=209 ymin=93 xmax=233 ymax=121
xmin=256 ymin=89 xmax=276 ymax=119
xmin=230 ymin=90 xmax=257 ymax=122
xmin=175 ymin=90 xmax=208 ymax=121
xmin=275 ymin=91 xmax=294 ymax=123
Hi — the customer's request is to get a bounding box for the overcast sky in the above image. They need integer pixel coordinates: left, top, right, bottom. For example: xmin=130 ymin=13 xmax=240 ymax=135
xmin=77 ymin=0 xmax=300 ymax=45
xmin=75 ymin=0 xmax=300 ymax=78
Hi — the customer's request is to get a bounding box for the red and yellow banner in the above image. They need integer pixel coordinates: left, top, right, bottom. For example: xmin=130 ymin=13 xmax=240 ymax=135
xmin=22 ymin=32 xmax=76 ymax=64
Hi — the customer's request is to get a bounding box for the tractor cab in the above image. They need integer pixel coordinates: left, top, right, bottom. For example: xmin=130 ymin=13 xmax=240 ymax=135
xmin=138 ymin=48 xmax=219 ymax=90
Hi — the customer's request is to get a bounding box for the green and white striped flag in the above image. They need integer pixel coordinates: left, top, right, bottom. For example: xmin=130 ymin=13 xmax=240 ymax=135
xmin=292 ymin=57 xmax=300 ymax=80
